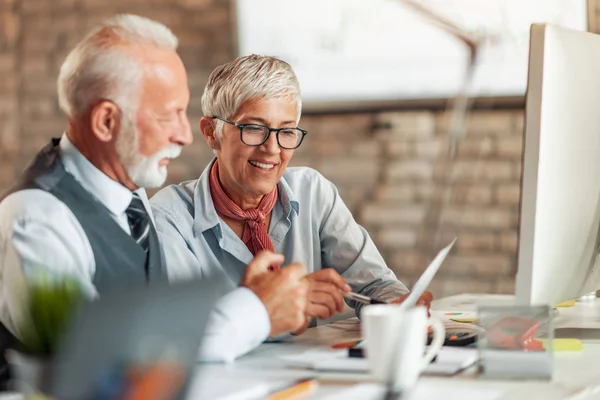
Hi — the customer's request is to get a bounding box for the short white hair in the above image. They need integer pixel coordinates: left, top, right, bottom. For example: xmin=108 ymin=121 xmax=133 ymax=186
xmin=57 ymin=14 xmax=178 ymax=119
xmin=201 ymin=54 xmax=302 ymax=138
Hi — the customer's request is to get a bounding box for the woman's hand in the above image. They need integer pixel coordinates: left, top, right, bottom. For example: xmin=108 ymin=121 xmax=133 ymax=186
xmin=390 ymin=291 xmax=433 ymax=311
xmin=303 ymin=269 xmax=352 ymax=320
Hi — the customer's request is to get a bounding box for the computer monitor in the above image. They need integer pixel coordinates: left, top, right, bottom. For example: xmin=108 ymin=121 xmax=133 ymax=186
xmin=515 ymin=24 xmax=600 ymax=306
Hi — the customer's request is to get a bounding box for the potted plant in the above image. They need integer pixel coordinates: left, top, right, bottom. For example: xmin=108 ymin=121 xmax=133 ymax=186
xmin=6 ymin=272 xmax=84 ymax=396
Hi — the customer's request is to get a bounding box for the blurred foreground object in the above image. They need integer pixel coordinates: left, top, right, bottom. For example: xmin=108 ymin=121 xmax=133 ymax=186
xmin=17 ymin=272 xmax=84 ymax=357
xmin=6 ymin=272 xmax=84 ymax=398
xmin=8 ymin=278 xmax=220 ymax=400
xmin=399 ymin=0 xmax=483 ymax=250
xmin=50 ymin=279 xmax=219 ymax=399
xmin=401 ymin=0 xmax=483 ymax=157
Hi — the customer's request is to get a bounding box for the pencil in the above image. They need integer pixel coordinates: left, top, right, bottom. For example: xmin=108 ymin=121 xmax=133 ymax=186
xmin=268 ymin=378 xmax=318 ymax=400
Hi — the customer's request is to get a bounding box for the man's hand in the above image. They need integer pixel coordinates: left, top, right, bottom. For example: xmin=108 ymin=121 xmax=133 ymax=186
xmin=240 ymin=251 xmax=309 ymax=337
xmin=290 ymin=314 xmax=312 ymax=336
xmin=390 ymin=291 xmax=434 ymax=311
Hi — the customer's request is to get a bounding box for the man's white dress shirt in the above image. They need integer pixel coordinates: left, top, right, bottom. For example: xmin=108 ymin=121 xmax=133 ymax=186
xmin=0 ymin=134 xmax=270 ymax=362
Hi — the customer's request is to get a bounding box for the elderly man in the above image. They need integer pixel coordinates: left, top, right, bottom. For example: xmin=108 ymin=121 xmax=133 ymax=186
xmin=151 ymin=55 xmax=432 ymax=362
xmin=0 ymin=15 xmax=309 ymax=372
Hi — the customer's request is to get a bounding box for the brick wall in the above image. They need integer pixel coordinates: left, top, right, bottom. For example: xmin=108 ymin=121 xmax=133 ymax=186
xmin=0 ymin=0 xmax=231 ymax=189
xmin=1 ymin=0 xmax=598 ymax=298
xmin=295 ymin=109 xmax=523 ymax=297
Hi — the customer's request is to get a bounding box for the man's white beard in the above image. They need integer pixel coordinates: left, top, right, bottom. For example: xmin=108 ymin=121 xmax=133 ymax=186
xmin=126 ymin=145 xmax=182 ymax=188
xmin=116 ymin=117 xmax=182 ymax=189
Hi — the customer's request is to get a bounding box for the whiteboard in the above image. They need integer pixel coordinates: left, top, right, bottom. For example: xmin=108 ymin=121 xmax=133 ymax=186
xmin=235 ymin=0 xmax=588 ymax=103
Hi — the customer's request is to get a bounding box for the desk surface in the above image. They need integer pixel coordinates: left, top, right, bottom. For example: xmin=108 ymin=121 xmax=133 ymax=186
xmin=188 ymin=294 xmax=600 ymax=399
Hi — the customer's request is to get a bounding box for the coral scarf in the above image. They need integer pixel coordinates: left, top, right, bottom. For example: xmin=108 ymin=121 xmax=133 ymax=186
xmin=209 ymin=161 xmax=279 ymax=269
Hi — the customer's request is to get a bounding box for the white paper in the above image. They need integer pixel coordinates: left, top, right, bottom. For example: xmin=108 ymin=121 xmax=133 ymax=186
xmin=320 ymin=382 xmax=504 ymax=400
xmin=279 ymin=348 xmax=350 ymax=368
xmin=279 ymin=347 xmax=477 ymax=376
xmin=399 ymin=238 xmax=457 ymax=312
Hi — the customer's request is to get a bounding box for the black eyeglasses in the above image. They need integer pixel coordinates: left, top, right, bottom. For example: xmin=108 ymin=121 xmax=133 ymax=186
xmin=213 ymin=116 xmax=307 ymax=150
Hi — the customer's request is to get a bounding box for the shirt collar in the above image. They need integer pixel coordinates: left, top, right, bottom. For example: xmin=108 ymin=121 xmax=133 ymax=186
xmin=193 ymin=158 xmax=300 ymax=236
xmin=193 ymin=159 xmax=221 ymax=236
xmin=277 ymin=171 xmax=300 ymax=217
xmin=59 ymin=133 xmax=134 ymax=217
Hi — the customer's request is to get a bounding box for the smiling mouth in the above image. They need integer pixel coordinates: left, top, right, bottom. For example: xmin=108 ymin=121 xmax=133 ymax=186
xmin=249 ymin=160 xmax=276 ymax=170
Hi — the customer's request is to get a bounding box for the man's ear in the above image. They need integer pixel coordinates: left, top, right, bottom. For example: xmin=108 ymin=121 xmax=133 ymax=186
xmin=90 ymin=101 xmax=121 ymax=142
xmin=200 ymin=116 xmax=221 ymax=150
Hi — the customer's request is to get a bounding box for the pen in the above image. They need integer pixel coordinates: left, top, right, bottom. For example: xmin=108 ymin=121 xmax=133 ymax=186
xmin=342 ymin=291 xmax=387 ymax=305
xmin=268 ymin=378 xmax=318 ymax=400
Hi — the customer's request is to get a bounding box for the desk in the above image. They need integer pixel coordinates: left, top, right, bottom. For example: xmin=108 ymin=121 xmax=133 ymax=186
xmin=188 ymin=294 xmax=600 ymax=399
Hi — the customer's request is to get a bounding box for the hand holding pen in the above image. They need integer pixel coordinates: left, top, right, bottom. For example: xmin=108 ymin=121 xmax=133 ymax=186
xmin=342 ymin=290 xmax=433 ymax=312
xmin=290 ymin=269 xmax=352 ymax=336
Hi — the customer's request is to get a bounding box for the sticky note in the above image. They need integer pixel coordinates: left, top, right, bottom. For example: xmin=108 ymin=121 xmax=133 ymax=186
xmin=540 ymin=338 xmax=583 ymax=351
xmin=555 ymin=300 xmax=576 ymax=308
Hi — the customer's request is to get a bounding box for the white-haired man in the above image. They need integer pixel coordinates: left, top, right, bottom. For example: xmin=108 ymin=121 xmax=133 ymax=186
xmin=0 ymin=14 xmax=310 ymax=376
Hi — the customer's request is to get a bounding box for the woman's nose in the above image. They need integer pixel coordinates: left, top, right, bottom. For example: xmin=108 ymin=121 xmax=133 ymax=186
xmin=262 ymin=130 xmax=280 ymax=154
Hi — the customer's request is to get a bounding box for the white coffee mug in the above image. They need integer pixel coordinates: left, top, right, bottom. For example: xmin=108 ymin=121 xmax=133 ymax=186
xmin=361 ymin=305 xmax=445 ymax=391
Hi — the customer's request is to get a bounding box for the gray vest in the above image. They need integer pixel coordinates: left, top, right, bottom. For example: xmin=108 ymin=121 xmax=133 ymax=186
xmin=1 ymin=138 xmax=167 ymax=291
xmin=0 ymin=138 xmax=167 ymax=386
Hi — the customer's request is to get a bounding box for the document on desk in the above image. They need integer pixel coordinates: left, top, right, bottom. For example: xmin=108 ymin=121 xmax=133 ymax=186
xmin=279 ymin=347 xmax=478 ymax=376
xmin=398 ymin=237 xmax=456 ymax=311
xmin=319 ymin=382 xmax=504 ymax=400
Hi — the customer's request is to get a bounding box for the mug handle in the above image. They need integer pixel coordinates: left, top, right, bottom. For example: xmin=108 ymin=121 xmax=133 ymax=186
xmin=419 ymin=316 xmax=445 ymax=372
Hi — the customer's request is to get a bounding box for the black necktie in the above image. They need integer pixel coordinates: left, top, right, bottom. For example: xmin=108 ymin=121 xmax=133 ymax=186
xmin=126 ymin=192 xmax=151 ymax=263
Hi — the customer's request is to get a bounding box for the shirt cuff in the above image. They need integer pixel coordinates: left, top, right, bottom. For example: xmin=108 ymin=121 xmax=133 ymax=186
xmin=265 ymin=333 xmax=292 ymax=342
xmin=199 ymin=287 xmax=271 ymax=363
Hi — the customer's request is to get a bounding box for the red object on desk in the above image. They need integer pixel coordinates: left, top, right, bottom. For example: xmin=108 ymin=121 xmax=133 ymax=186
xmin=332 ymin=340 xmax=360 ymax=349
xmin=486 ymin=317 xmax=544 ymax=351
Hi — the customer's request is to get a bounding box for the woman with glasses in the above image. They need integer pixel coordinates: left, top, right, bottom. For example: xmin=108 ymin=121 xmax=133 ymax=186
xmin=150 ymin=55 xmax=431 ymax=362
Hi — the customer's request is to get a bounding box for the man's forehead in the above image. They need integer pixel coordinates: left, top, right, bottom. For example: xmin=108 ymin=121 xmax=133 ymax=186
xmin=138 ymin=48 xmax=185 ymax=83
xmin=136 ymin=48 xmax=188 ymax=108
